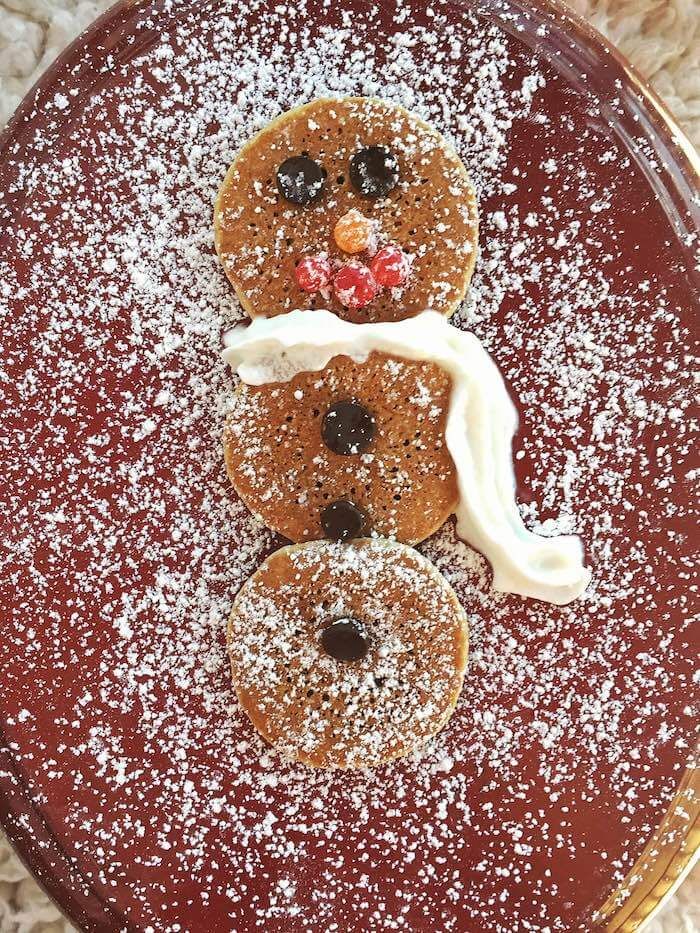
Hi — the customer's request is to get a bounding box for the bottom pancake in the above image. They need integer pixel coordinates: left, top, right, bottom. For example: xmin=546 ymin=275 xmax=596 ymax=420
xmin=227 ymin=538 xmax=469 ymax=769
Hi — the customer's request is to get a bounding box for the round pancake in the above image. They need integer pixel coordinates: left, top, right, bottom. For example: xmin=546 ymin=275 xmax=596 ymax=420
xmin=227 ymin=539 xmax=469 ymax=769
xmin=214 ymin=97 xmax=478 ymax=323
xmin=223 ymin=351 xmax=459 ymax=544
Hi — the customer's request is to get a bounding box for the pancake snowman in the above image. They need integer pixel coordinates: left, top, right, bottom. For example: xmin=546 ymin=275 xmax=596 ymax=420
xmin=216 ymin=101 xmax=590 ymax=770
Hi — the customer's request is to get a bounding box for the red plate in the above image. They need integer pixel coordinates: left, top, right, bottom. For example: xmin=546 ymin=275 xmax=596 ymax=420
xmin=1 ymin=1 xmax=698 ymax=930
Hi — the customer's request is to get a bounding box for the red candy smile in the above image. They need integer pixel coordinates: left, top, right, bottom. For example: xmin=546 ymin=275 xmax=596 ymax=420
xmin=370 ymin=244 xmax=410 ymax=288
xmin=295 ymin=254 xmax=333 ymax=292
xmin=333 ymin=264 xmax=380 ymax=309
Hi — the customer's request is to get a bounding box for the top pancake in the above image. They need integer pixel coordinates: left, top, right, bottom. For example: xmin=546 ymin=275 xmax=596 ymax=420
xmin=214 ymin=97 xmax=479 ymax=323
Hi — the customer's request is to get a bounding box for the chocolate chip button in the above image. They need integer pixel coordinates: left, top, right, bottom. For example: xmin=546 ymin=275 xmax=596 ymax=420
xmin=321 ymin=401 xmax=375 ymax=455
xmin=321 ymin=499 xmax=365 ymax=541
xmin=276 ymin=155 xmax=327 ymax=205
xmin=349 ymin=146 xmax=399 ymax=198
xmin=321 ymin=618 xmax=369 ymax=661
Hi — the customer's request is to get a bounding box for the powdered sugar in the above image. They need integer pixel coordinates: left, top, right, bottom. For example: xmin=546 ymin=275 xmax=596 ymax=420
xmin=0 ymin=0 xmax=697 ymax=930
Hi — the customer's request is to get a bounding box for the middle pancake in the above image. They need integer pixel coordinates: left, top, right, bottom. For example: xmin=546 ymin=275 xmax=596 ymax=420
xmin=224 ymin=351 xmax=458 ymax=544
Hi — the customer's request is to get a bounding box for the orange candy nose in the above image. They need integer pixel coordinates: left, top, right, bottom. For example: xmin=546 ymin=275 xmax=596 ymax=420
xmin=333 ymin=209 xmax=375 ymax=254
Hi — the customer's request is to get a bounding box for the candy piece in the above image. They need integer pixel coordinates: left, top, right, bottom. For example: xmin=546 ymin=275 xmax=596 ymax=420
xmin=321 ymin=499 xmax=365 ymax=541
xmin=349 ymin=146 xmax=400 ymax=198
xmin=370 ymin=244 xmax=411 ymax=288
xmin=333 ymin=209 xmax=375 ymax=254
xmin=276 ymin=155 xmax=326 ymax=205
xmin=295 ymin=254 xmax=332 ymax=292
xmin=320 ymin=618 xmax=369 ymax=662
xmin=333 ymin=263 xmax=379 ymax=309
xmin=321 ymin=401 xmax=376 ymax=456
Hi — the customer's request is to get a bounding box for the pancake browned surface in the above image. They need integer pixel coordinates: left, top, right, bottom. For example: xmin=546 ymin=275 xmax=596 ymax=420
xmin=224 ymin=351 xmax=458 ymax=544
xmin=228 ymin=539 xmax=469 ymax=769
xmin=214 ymin=97 xmax=478 ymax=323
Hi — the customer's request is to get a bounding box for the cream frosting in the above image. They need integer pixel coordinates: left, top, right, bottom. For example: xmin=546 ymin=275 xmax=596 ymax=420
xmin=222 ymin=310 xmax=591 ymax=605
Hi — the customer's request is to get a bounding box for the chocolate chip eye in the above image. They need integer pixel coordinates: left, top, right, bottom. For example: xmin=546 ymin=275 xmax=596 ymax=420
xmin=276 ymin=155 xmax=327 ymax=205
xmin=321 ymin=499 xmax=365 ymax=541
xmin=321 ymin=618 xmax=369 ymax=661
xmin=349 ymin=146 xmax=399 ymax=198
xmin=322 ymin=401 xmax=376 ymax=456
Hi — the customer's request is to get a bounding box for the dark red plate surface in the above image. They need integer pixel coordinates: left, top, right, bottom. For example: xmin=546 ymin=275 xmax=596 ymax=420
xmin=0 ymin=1 xmax=698 ymax=930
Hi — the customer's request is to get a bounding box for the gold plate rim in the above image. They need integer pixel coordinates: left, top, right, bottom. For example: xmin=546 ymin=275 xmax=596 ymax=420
xmin=593 ymin=764 xmax=700 ymax=930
